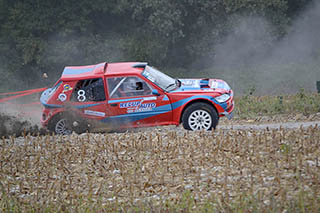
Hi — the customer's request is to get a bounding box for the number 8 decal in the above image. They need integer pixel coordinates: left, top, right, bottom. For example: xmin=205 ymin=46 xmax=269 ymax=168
xmin=77 ymin=90 xmax=86 ymax=102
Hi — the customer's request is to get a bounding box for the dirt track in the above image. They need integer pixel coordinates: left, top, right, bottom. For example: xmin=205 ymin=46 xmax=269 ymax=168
xmin=1 ymin=105 xmax=320 ymax=137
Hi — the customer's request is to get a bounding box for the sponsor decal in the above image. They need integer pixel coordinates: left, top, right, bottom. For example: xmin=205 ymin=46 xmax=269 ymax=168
xmin=211 ymin=81 xmax=219 ymax=89
xmin=58 ymin=93 xmax=67 ymax=102
xmin=200 ymin=79 xmax=209 ymax=88
xmin=139 ymin=103 xmax=156 ymax=108
xmin=120 ymin=100 xmax=156 ymax=113
xmin=143 ymin=96 xmax=157 ymax=101
xmin=120 ymin=101 xmax=140 ymax=108
xmin=77 ymin=90 xmax=86 ymax=102
xmin=63 ymin=84 xmax=73 ymax=92
xmin=181 ymin=79 xmax=199 ymax=87
xmin=211 ymin=81 xmax=229 ymax=90
xmin=84 ymin=110 xmax=105 ymax=117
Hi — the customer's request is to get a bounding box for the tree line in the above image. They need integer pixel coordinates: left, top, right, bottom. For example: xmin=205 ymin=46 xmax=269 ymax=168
xmin=0 ymin=0 xmax=313 ymax=90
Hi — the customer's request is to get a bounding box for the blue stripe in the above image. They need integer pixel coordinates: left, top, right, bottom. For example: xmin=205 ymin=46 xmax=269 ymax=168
xmin=171 ymin=95 xmax=211 ymax=109
xmin=62 ymin=67 xmax=94 ymax=75
xmin=95 ymin=63 xmax=105 ymax=68
xmin=170 ymin=87 xmax=212 ymax=93
xmin=101 ymin=111 xmax=166 ymax=123
xmin=102 ymin=101 xmax=172 ymax=124
xmin=103 ymin=95 xmax=226 ymax=126
xmin=153 ymin=103 xmax=172 ymax=111
xmin=108 ymin=97 xmax=143 ymax=104
xmin=62 ymin=63 xmax=105 ymax=76
xmin=200 ymin=80 xmax=209 ymax=84
xmin=170 ymin=95 xmax=227 ymax=111
xmin=41 ymin=103 xmax=102 ymax=109
xmin=101 ymin=95 xmax=228 ymax=125
xmin=162 ymin=95 xmax=169 ymax=101
xmin=74 ymin=103 xmax=102 ymax=109
xmin=41 ymin=103 xmax=63 ymax=109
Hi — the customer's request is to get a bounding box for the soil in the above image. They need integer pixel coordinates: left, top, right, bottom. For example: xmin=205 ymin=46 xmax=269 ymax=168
xmin=0 ymin=103 xmax=47 ymax=137
xmin=1 ymin=101 xmax=320 ymax=138
xmin=0 ymin=112 xmax=47 ymax=137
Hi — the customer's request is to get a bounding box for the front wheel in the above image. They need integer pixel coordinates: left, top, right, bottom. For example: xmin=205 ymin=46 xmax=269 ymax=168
xmin=48 ymin=113 xmax=88 ymax=135
xmin=48 ymin=115 xmax=72 ymax=135
xmin=182 ymin=102 xmax=218 ymax=131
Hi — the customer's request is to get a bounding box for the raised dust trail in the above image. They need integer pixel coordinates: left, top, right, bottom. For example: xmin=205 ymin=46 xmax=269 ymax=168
xmin=0 ymin=103 xmax=44 ymax=137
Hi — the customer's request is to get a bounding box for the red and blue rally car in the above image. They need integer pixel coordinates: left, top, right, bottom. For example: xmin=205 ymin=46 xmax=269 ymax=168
xmin=40 ymin=62 xmax=234 ymax=134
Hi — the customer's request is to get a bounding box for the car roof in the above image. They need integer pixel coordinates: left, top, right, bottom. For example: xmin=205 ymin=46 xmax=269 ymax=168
xmin=60 ymin=62 xmax=147 ymax=81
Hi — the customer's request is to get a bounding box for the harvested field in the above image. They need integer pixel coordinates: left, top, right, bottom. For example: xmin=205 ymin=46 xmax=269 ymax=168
xmin=1 ymin=93 xmax=320 ymax=211
xmin=1 ymin=125 xmax=320 ymax=212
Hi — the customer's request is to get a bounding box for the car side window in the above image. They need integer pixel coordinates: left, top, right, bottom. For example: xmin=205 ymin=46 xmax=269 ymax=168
xmin=71 ymin=78 xmax=106 ymax=102
xmin=107 ymin=76 xmax=152 ymax=98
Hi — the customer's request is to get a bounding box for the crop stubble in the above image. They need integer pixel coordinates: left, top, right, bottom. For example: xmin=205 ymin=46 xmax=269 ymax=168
xmin=0 ymin=125 xmax=320 ymax=211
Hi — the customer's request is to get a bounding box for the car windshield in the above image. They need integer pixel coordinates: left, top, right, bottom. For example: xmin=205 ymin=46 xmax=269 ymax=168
xmin=142 ymin=66 xmax=177 ymax=91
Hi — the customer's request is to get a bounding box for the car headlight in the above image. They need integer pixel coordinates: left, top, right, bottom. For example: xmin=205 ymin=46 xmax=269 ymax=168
xmin=215 ymin=94 xmax=230 ymax=103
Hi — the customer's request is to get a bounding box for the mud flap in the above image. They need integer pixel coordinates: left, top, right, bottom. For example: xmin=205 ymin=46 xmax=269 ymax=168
xmin=226 ymin=111 xmax=234 ymax=120
xmin=220 ymin=111 xmax=234 ymax=120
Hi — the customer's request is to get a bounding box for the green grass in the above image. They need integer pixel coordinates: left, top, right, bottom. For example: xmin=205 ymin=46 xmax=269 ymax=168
xmin=1 ymin=188 xmax=319 ymax=212
xmin=235 ymin=90 xmax=320 ymax=119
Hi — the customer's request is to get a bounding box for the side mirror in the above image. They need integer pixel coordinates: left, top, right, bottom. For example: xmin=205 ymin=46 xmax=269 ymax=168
xmin=152 ymin=89 xmax=160 ymax=96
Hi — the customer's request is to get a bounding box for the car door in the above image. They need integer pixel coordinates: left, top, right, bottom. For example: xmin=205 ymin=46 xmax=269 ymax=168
xmin=105 ymin=76 xmax=172 ymax=128
xmin=68 ymin=78 xmax=108 ymax=121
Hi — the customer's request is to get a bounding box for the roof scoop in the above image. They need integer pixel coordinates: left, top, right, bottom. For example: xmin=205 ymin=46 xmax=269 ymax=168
xmin=200 ymin=78 xmax=210 ymax=88
xmin=132 ymin=62 xmax=148 ymax=68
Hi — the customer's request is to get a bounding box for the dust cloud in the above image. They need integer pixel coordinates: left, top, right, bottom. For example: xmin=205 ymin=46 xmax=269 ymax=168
xmin=207 ymin=1 xmax=320 ymax=95
xmin=0 ymin=94 xmax=45 ymax=137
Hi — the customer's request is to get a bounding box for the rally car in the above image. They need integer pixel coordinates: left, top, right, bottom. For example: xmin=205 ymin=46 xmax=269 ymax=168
xmin=40 ymin=62 xmax=234 ymax=134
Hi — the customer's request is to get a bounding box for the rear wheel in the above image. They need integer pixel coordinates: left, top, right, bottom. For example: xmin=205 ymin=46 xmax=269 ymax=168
xmin=182 ymin=102 xmax=218 ymax=131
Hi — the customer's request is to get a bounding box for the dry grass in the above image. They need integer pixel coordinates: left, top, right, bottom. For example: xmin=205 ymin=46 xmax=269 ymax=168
xmin=1 ymin=126 xmax=320 ymax=212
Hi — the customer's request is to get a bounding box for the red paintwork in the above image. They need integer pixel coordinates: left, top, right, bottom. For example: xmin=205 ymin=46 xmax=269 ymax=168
xmin=41 ymin=62 xmax=234 ymax=131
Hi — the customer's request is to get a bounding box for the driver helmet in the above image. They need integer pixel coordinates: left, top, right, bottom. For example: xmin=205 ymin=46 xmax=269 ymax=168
xmin=124 ymin=77 xmax=137 ymax=91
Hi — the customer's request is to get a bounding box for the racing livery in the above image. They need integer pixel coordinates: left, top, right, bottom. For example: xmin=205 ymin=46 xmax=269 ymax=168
xmin=40 ymin=62 xmax=234 ymax=134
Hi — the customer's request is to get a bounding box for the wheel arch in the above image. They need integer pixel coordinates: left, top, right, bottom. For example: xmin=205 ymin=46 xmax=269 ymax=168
xmin=47 ymin=110 xmax=70 ymax=129
xmin=47 ymin=109 xmax=88 ymax=134
xmin=47 ymin=106 xmax=83 ymax=124
xmin=179 ymin=99 xmax=218 ymax=123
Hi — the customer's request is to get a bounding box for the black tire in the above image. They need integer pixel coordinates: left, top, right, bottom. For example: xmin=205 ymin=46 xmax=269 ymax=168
xmin=182 ymin=102 xmax=218 ymax=131
xmin=48 ymin=113 xmax=88 ymax=135
xmin=48 ymin=114 xmax=72 ymax=135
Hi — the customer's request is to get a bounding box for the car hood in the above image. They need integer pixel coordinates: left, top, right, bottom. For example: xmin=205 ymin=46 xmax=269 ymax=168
xmin=40 ymin=88 xmax=54 ymax=104
xmin=176 ymin=78 xmax=231 ymax=93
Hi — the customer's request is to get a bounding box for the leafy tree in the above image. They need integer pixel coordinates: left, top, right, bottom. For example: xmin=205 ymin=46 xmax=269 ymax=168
xmin=0 ymin=0 xmax=315 ymax=91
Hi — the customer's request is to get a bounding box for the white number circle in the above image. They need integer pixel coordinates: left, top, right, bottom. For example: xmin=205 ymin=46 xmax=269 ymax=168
xmin=58 ymin=93 xmax=67 ymax=102
xmin=77 ymin=90 xmax=86 ymax=102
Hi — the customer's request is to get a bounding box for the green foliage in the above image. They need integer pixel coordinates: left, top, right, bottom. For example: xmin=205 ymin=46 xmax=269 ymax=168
xmin=235 ymin=92 xmax=320 ymax=118
xmin=0 ymin=0 xmax=312 ymax=91
xmin=1 ymin=188 xmax=319 ymax=212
